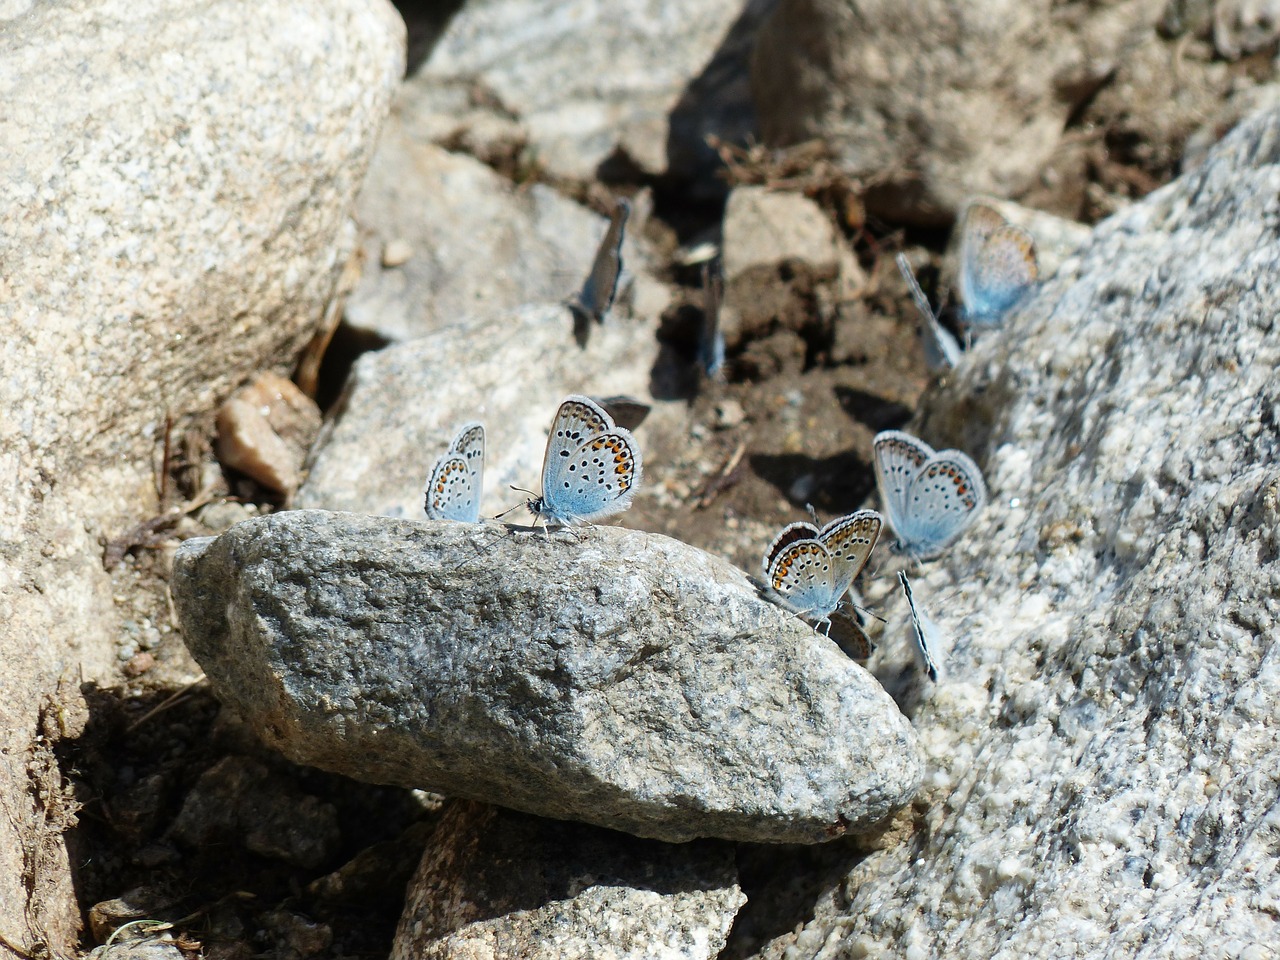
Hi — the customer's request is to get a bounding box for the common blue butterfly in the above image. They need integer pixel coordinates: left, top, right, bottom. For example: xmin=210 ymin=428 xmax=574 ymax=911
xmin=424 ymin=422 xmax=485 ymax=523
xmin=873 ymin=430 xmax=985 ymax=559
xmin=957 ymin=202 xmax=1038 ymax=329
xmin=896 ymin=252 xmax=960 ymax=372
xmin=523 ymin=395 xmax=643 ymax=528
xmin=899 ymin=571 xmax=942 ymax=682
xmin=569 ymin=198 xmax=631 ymax=326
xmin=763 ymin=509 xmax=882 ymax=632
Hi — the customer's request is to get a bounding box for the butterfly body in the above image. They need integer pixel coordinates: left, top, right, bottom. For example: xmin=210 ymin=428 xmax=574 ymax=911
xmin=957 ymin=202 xmax=1038 ymax=330
xmin=424 ymin=422 xmax=485 ymax=522
xmin=873 ymin=430 xmax=985 ymax=559
xmin=525 ymin=395 xmax=642 ymax=528
xmin=763 ymin=510 xmax=882 ymax=629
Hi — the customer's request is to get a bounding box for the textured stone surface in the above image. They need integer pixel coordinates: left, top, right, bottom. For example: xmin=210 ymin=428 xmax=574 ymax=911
xmin=393 ymin=801 xmax=744 ymax=959
xmin=750 ymin=0 xmax=1163 ymax=221
xmin=401 ymin=0 xmax=776 ymax=193
xmin=296 ymin=303 xmax=663 ymax=519
xmin=0 ymin=0 xmax=403 ymax=949
xmin=345 ymin=113 xmax=645 ymax=342
xmin=171 ymin=510 xmax=923 ymax=844
xmin=749 ymin=107 xmax=1280 ymax=958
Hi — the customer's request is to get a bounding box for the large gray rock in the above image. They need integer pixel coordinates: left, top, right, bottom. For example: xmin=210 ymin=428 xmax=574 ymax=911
xmin=392 ymin=801 xmax=744 ymax=960
xmin=750 ymin=0 xmax=1167 ymax=221
xmin=748 ymin=107 xmax=1280 ymax=958
xmin=0 ymin=0 xmax=403 ymax=949
xmin=345 ymin=113 xmax=643 ymax=343
xmin=171 ymin=510 xmax=923 ymax=844
xmin=401 ymin=0 xmax=776 ymax=193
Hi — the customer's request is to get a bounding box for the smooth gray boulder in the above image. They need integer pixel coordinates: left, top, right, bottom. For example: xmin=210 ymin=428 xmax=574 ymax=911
xmin=171 ymin=510 xmax=922 ymax=844
xmin=392 ymin=801 xmax=744 ymax=960
xmin=749 ymin=106 xmax=1280 ymax=959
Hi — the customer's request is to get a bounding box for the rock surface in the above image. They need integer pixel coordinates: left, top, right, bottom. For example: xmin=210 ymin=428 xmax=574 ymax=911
xmin=345 ymin=113 xmax=643 ymax=343
xmin=392 ymin=801 xmax=744 ymax=959
xmin=401 ymin=0 xmax=776 ymax=193
xmin=0 ymin=0 xmax=404 ymax=949
xmin=750 ymin=0 xmax=1241 ymax=222
xmin=171 ymin=510 xmax=923 ymax=844
xmin=753 ymin=107 xmax=1280 ymax=958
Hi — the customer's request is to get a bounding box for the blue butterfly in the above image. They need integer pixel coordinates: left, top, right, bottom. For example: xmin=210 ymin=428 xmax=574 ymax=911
xmin=873 ymin=430 xmax=986 ymax=559
xmin=896 ymin=252 xmax=960 ymax=372
xmin=898 ymin=571 xmax=943 ymax=682
xmin=424 ymin=423 xmax=485 ymax=523
xmin=699 ymin=259 xmax=726 ymax=380
xmin=569 ymin=198 xmax=631 ymax=326
xmin=762 ymin=510 xmax=882 ymax=632
xmin=523 ymin=395 xmax=642 ymax=528
xmin=956 ymin=203 xmax=1038 ymax=329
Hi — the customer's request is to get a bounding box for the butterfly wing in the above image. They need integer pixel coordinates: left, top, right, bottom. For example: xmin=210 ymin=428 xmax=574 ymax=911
xmin=425 ymin=455 xmax=481 ymax=522
xmin=762 ymin=521 xmax=821 ymax=580
xmin=541 ymin=395 xmax=616 ymax=496
xmin=765 ymin=537 xmax=839 ymax=620
xmin=699 ymin=259 xmax=726 ymax=379
xmin=826 ymin=608 xmax=875 ymax=660
xmin=571 ymin=198 xmax=631 ymax=324
xmin=450 ymin=421 xmax=485 ymax=505
xmin=899 ymin=449 xmax=987 ymax=557
xmin=958 ymin=204 xmax=1038 ymax=328
xmin=818 ymin=509 xmax=882 ymax=598
xmin=873 ymin=430 xmax=933 ymax=545
xmin=896 ymin=253 xmax=960 ymax=371
xmin=899 ymin=571 xmax=941 ymax=682
xmin=541 ymin=428 xmax=642 ymax=524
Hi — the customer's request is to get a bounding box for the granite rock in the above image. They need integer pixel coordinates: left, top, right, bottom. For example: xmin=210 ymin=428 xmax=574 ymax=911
xmin=0 ymin=0 xmax=403 ymax=948
xmin=171 ymin=510 xmax=923 ymax=844
xmin=400 ymin=0 xmax=777 ymax=194
xmin=748 ymin=105 xmax=1280 ymax=960
xmin=392 ymin=801 xmax=744 ymax=960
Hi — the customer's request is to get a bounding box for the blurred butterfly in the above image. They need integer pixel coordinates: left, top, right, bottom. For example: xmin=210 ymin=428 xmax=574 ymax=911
xmin=699 ymin=258 xmax=726 ymax=380
xmin=569 ymin=197 xmax=631 ymax=328
xmin=956 ymin=202 xmax=1038 ymax=330
xmin=899 ymin=571 xmax=942 ymax=682
xmin=424 ymin=422 xmax=485 ymax=523
xmin=896 ymin=252 xmax=960 ymax=372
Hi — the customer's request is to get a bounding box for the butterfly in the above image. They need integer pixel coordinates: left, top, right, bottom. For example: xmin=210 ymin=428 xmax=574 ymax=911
xmin=521 ymin=395 xmax=643 ymax=528
xmin=899 ymin=571 xmax=942 ymax=682
xmin=569 ymin=198 xmax=631 ymax=327
xmin=699 ymin=259 xmax=726 ymax=380
xmin=424 ymin=422 xmax=485 ymax=523
xmin=762 ymin=509 xmax=882 ymax=632
xmin=872 ymin=430 xmax=986 ymax=559
xmin=896 ymin=252 xmax=960 ymax=372
xmin=956 ymin=202 xmax=1039 ymax=330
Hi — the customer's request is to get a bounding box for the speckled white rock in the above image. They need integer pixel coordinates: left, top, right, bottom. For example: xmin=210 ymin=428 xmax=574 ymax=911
xmin=392 ymin=801 xmax=745 ymax=960
xmin=748 ymin=106 xmax=1280 ymax=959
xmin=345 ymin=113 xmax=649 ymax=342
xmin=0 ymin=0 xmax=403 ymax=949
xmin=171 ymin=511 xmax=924 ymax=844
xmin=401 ymin=0 xmax=776 ymax=193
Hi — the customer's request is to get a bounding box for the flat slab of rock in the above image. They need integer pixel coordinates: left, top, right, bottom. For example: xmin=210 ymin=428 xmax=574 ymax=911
xmin=393 ymin=801 xmax=744 ymax=960
xmin=171 ymin=510 xmax=922 ymax=843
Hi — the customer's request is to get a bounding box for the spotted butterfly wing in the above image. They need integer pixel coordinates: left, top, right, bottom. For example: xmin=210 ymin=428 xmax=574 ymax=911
xmin=873 ymin=430 xmax=931 ymax=539
xmin=957 ymin=203 xmax=1038 ymax=329
xmin=424 ymin=422 xmax=485 ymax=522
xmin=818 ymin=510 xmax=882 ymax=598
xmin=533 ymin=395 xmax=642 ymax=526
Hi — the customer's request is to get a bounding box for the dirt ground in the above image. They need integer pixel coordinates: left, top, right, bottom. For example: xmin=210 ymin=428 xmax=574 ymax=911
xmin=61 ymin=35 xmax=1250 ymax=959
